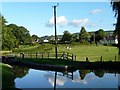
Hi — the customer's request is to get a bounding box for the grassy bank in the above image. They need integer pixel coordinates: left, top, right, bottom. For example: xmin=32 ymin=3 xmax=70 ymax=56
xmin=0 ymin=63 xmax=15 ymax=88
xmin=3 ymin=44 xmax=119 ymax=62
xmin=17 ymin=58 xmax=75 ymax=66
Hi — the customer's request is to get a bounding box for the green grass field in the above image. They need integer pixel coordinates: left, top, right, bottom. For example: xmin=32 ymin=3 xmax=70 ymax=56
xmin=57 ymin=45 xmax=118 ymax=62
xmin=4 ymin=44 xmax=119 ymax=62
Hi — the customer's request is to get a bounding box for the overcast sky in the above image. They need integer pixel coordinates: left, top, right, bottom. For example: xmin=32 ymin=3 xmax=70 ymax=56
xmin=2 ymin=1 xmax=116 ymax=37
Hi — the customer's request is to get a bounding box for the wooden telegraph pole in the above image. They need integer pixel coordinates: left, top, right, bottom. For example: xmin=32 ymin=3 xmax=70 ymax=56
xmin=53 ymin=3 xmax=59 ymax=62
xmin=53 ymin=3 xmax=59 ymax=90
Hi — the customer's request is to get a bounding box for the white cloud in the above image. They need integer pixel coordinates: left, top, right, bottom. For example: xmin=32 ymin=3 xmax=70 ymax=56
xmin=72 ymin=74 xmax=88 ymax=84
xmin=69 ymin=18 xmax=89 ymax=28
xmin=90 ymin=9 xmax=102 ymax=14
xmin=46 ymin=16 xmax=68 ymax=27
xmin=44 ymin=73 xmax=69 ymax=87
xmin=46 ymin=17 xmax=97 ymax=29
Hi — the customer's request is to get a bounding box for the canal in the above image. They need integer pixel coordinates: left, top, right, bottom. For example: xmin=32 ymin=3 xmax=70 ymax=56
xmin=9 ymin=65 xmax=120 ymax=89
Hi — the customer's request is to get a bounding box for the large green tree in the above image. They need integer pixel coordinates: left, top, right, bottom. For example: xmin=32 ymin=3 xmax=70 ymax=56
xmin=71 ymin=34 xmax=78 ymax=42
xmin=7 ymin=24 xmax=32 ymax=45
xmin=79 ymin=27 xmax=90 ymax=43
xmin=1 ymin=15 xmax=16 ymax=50
xmin=1 ymin=15 xmax=32 ymax=50
xmin=61 ymin=30 xmax=71 ymax=43
xmin=111 ymin=0 xmax=120 ymax=53
xmin=95 ymin=29 xmax=106 ymax=42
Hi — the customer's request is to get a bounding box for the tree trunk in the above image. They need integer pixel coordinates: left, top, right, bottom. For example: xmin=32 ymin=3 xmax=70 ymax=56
xmin=117 ymin=5 xmax=120 ymax=61
xmin=117 ymin=9 xmax=120 ymax=55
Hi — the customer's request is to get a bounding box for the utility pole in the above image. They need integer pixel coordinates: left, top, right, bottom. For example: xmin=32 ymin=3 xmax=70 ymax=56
xmin=53 ymin=4 xmax=59 ymax=90
xmin=53 ymin=3 xmax=59 ymax=62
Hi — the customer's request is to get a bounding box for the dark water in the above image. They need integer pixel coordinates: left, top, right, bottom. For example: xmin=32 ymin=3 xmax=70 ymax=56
xmin=14 ymin=68 xmax=119 ymax=89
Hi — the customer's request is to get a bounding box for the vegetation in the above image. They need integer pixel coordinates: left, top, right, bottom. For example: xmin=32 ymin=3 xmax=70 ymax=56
xmin=95 ymin=29 xmax=106 ymax=42
xmin=1 ymin=14 xmax=116 ymax=51
xmin=17 ymin=58 xmax=75 ymax=66
xmin=0 ymin=63 xmax=29 ymax=89
xmin=0 ymin=63 xmax=15 ymax=88
xmin=57 ymin=44 xmax=118 ymax=62
xmin=1 ymin=14 xmax=118 ymax=62
xmin=1 ymin=15 xmax=32 ymax=50
xmin=79 ymin=27 xmax=90 ymax=43
xmin=60 ymin=30 xmax=72 ymax=43
xmin=111 ymin=1 xmax=120 ymax=53
xmin=1 ymin=2 xmax=120 ymax=89
xmin=10 ymin=44 xmax=118 ymax=62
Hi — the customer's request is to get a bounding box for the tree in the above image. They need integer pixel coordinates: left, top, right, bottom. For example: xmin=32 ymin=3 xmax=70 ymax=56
xmin=71 ymin=34 xmax=77 ymax=42
xmin=4 ymin=27 xmax=16 ymax=50
xmin=1 ymin=15 xmax=32 ymax=50
xmin=93 ymin=70 xmax=105 ymax=78
xmin=79 ymin=27 xmax=90 ymax=43
xmin=95 ymin=29 xmax=106 ymax=42
xmin=1 ymin=16 xmax=16 ymax=50
xmin=111 ymin=0 xmax=120 ymax=53
xmin=7 ymin=24 xmax=32 ymax=45
xmin=79 ymin=69 xmax=91 ymax=80
xmin=61 ymin=30 xmax=71 ymax=43
xmin=18 ymin=26 xmax=31 ymax=45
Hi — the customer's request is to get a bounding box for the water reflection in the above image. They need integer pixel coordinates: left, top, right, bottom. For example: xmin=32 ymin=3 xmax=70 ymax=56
xmin=2 ymin=64 xmax=120 ymax=89
xmin=44 ymin=69 xmax=119 ymax=89
xmin=12 ymin=66 xmax=29 ymax=78
xmin=2 ymin=65 xmax=29 ymax=89
xmin=45 ymin=71 xmax=70 ymax=87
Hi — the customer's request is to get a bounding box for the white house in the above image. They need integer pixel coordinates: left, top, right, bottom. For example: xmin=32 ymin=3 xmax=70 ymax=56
xmin=100 ymin=35 xmax=118 ymax=45
xmin=43 ymin=39 xmax=49 ymax=43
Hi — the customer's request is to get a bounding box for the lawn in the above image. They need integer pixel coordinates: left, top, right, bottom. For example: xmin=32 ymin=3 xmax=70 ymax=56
xmin=3 ymin=44 xmax=119 ymax=62
xmin=57 ymin=45 xmax=118 ymax=62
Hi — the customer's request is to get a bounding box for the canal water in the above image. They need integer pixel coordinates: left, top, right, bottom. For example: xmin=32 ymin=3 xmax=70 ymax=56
xmin=13 ymin=66 xmax=119 ymax=89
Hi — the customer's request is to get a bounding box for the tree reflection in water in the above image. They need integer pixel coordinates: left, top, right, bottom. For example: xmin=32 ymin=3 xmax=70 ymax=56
xmin=2 ymin=65 xmax=29 ymax=89
xmin=2 ymin=64 xmax=120 ymax=89
xmin=47 ymin=69 xmax=120 ymax=89
xmin=79 ymin=70 xmax=91 ymax=80
xmin=12 ymin=66 xmax=29 ymax=78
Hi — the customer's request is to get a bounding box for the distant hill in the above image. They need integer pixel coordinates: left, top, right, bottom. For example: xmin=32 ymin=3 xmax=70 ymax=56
xmin=40 ymin=30 xmax=114 ymax=40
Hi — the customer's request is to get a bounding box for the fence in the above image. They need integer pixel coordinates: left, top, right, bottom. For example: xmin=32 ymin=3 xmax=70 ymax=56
xmin=2 ymin=52 xmax=118 ymax=62
xmin=3 ymin=52 xmax=76 ymax=62
xmin=76 ymin=55 xmax=119 ymax=62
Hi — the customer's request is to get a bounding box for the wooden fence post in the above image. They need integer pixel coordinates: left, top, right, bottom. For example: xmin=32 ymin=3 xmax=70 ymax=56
xmin=86 ymin=57 xmax=89 ymax=62
xmin=22 ymin=53 xmax=24 ymax=59
xmin=100 ymin=56 xmax=102 ymax=62
xmin=20 ymin=53 xmax=22 ymax=58
xmin=36 ymin=53 xmax=38 ymax=59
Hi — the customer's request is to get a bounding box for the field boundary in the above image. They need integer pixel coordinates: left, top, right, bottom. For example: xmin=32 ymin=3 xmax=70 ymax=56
xmin=3 ymin=52 xmax=77 ymax=62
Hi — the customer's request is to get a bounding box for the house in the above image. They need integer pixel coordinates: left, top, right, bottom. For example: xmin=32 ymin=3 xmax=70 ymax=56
xmin=43 ymin=39 xmax=49 ymax=43
xmin=100 ymin=35 xmax=118 ymax=45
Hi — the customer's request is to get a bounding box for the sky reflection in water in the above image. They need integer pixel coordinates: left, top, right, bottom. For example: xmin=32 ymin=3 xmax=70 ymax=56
xmin=15 ymin=69 xmax=118 ymax=88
